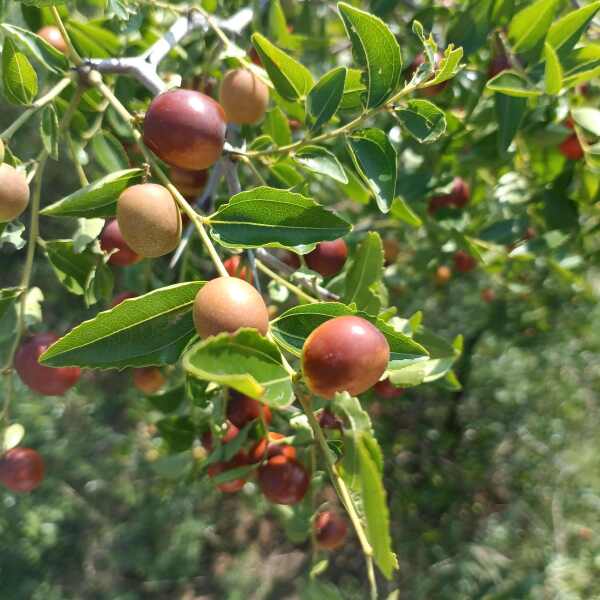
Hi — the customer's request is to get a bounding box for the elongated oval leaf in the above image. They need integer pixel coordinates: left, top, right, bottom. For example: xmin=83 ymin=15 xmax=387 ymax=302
xmin=544 ymin=42 xmax=562 ymax=95
xmin=424 ymin=45 xmax=464 ymax=87
xmin=486 ymin=70 xmax=543 ymax=98
xmin=1 ymin=24 xmax=68 ymax=73
xmin=2 ymin=37 xmax=38 ymax=105
xmin=347 ymin=128 xmax=397 ymax=214
xmin=495 ymin=93 xmax=527 ymax=153
xmin=39 ymin=282 xmax=204 ymax=369
xmin=395 ymin=99 xmax=446 ymax=143
xmin=547 ymin=0 xmax=600 ymax=56
xmin=40 ymin=169 xmax=143 ymax=217
xmin=508 ymin=0 xmax=559 ymax=60
xmin=91 ymin=131 xmax=129 ymax=174
xmin=40 ymin=104 xmax=59 ymax=160
xmin=339 ymin=68 xmax=366 ymax=110
xmin=293 ymin=146 xmax=348 ymax=183
xmin=262 ymin=106 xmax=292 ymax=147
xmin=338 ymin=2 xmax=402 ymax=108
xmin=208 ymin=186 xmax=351 ymax=251
xmin=306 ymin=67 xmax=347 ymax=130
xmin=182 ymin=329 xmax=295 ymax=408
xmin=252 ymin=32 xmax=313 ymax=101
xmin=270 ymin=302 xmax=429 ymax=364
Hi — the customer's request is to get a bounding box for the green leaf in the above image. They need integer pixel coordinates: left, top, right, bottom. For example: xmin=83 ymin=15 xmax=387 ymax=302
xmin=561 ymin=44 xmax=600 ymax=88
xmin=40 ymin=169 xmax=143 ymax=218
xmin=547 ymin=1 xmax=600 ymax=57
xmin=148 ymin=385 xmax=185 ymax=414
xmin=270 ymin=302 xmax=429 ymax=364
xmin=0 ymin=287 xmax=23 ymax=322
xmin=251 ymin=32 xmax=313 ymax=101
xmin=486 ymin=70 xmax=543 ymax=98
xmin=293 ymin=146 xmax=348 ymax=183
xmin=338 ymin=166 xmax=371 ymax=205
xmin=0 ymin=221 xmax=26 ymax=250
xmin=347 ymin=128 xmax=397 ymax=214
xmin=208 ymin=186 xmax=352 ymax=251
xmin=1 ymin=24 xmax=68 ymax=73
xmin=424 ymin=45 xmax=464 ymax=87
xmin=2 ymin=37 xmax=38 ymax=105
xmin=156 ymin=416 xmax=196 ymax=452
xmin=342 ymin=232 xmax=384 ymax=313
xmin=65 ymin=20 xmax=121 ymax=59
xmin=495 ymin=93 xmax=527 ymax=153
xmin=508 ymin=0 xmax=559 ymax=60
xmin=182 ymin=329 xmax=295 ymax=409
xmin=72 ymin=217 xmax=105 ymax=253
xmin=571 ymin=107 xmax=600 ymax=136
xmin=338 ymin=2 xmax=402 ymax=108
xmin=39 ymin=282 xmax=204 ymax=369
xmin=339 ymin=68 xmax=366 ymax=110
xmin=91 ymin=131 xmax=129 ymax=174
xmin=306 ymin=67 xmax=347 ymax=130
xmin=390 ymin=198 xmax=422 ymax=228
xmin=45 ymin=240 xmax=113 ymax=307
xmin=544 ymin=42 xmax=562 ymax=95
xmin=40 ymin=104 xmax=59 ymax=160
xmin=395 ymin=99 xmax=446 ymax=143
xmin=262 ymin=107 xmax=292 ymax=147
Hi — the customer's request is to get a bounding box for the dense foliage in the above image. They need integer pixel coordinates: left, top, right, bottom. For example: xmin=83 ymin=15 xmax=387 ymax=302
xmin=1 ymin=0 xmax=600 ymax=598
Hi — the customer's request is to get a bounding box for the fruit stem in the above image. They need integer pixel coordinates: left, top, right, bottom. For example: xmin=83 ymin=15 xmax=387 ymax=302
xmin=255 ymin=260 xmax=318 ymax=304
xmin=51 ymin=7 xmax=83 ymax=66
xmin=1 ymin=89 xmax=84 ymax=424
xmin=297 ymin=393 xmax=375 ymax=561
xmin=0 ymin=77 xmax=72 ymax=141
xmin=92 ymin=78 xmax=229 ymax=278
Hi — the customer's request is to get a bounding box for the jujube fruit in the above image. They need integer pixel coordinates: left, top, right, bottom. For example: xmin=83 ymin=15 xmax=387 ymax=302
xmin=219 ymin=68 xmax=269 ymax=125
xmin=318 ymin=409 xmax=343 ymax=430
xmin=314 ymin=511 xmax=348 ymax=550
xmin=258 ymin=455 xmax=310 ymax=505
xmin=100 ymin=219 xmax=140 ymax=266
xmin=374 ymin=378 xmax=404 ymax=399
xmin=453 ymin=250 xmax=477 ymax=273
xmin=207 ymin=452 xmax=248 ymax=493
xmin=302 ymin=316 xmax=390 ymax=399
xmin=170 ymin=167 xmax=208 ymax=199
xmin=227 ymin=392 xmax=272 ymax=428
xmin=305 ymin=239 xmax=348 ymax=277
xmin=117 ymin=183 xmax=181 ymax=258
xmin=559 ymin=134 xmax=584 ymax=161
xmin=14 ymin=333 xmax=80 ymax=396
xmin=0 ymin=164 xmax=30 ymax=222
xmin=37 ymin=26 xmax=67 ymax=54
xmin=450 ymin=177 xmax=470 ymax=208
xmin=0 ymin=448 xmax=45 ymax=493
xmin=249 ymin=432 xmax=296 ymax=463
xmin=481 ymin=288 xmax=496 ymax=303
xmin=224 ymin=255 xmax=253 ymax=283
xmin=201 ymin=420 xmax=239 ymax=452
xmin=192 ymin=277 xmax=269 ymax=338
xmin=133 ymin=367 xmax=166 ymax=395
xmin=435 ymin=265 xmax=452 ymax=285
xmin=143 ymin=89 xmax=226 ymax=170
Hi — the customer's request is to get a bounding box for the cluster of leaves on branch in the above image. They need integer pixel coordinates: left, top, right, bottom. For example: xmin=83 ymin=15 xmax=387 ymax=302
xmin=0 ymin=0 xmax=599 ymax=595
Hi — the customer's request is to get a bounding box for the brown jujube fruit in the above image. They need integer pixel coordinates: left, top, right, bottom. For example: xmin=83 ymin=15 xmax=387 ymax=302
xmin=258 ymin=455 xmax=309 ymax=505
xmin=219 ymin=68 xmax=269 ymax=124
xmin=302 ymin=316 xmax=390 ymax=399
xmin=14 ymin=333 xmax=80 ymax=396
xmin=305 ymin=239 xmax=348 ymax=277
xmin=0 ymin=448 xmax=45 ymax=493
xmin=37 ymin=26 xmax=67 ymax=54
xmin=192 ymin=277 xmax=269 ymax=338
xmin=143 ymin=89 xmax=226 ymax=170
xmin=374 ymin=378 xmax=404 ymax=399
xmin=453 ymin=250 xmax=477 ymax=273
xmin=201 ymin=420 xmax=240 ymax=452
xmin=249 ymin=432 xmax=296 ymax=463
xmin=314 ymin=511 xmax=348 ymax=550
xmin=133 ymin=367 xmax=166 ymax=395
xmin=0 ymin=164 xmax=30 ymax=222
xmin=100 ymin=219 xmax=140 ymax=266
xmin=207 ymin=452 xmax=248 ymax=493
xmin=224 ymin=255 xmax=253 ymax=283
xmin=435 ymin=265 xmax=452 ymax=285
xmin=117 ymin=183 xmax=181 ymax=258
xmin=227 ymin=392 xmax=272 ymax=427
xmin=170 ymin=167 xmax=208 ymax=199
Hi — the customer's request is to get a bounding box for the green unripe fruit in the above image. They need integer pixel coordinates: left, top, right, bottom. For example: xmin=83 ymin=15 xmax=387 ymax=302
xmin=116 ymin=183 xmax=181 ymax=258
xmin=0 ymin=164 xmax=30 ymax=223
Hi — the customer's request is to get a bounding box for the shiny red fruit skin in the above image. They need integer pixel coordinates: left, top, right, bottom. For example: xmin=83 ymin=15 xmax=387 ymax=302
xmin=227 ymin=392 xmax=272 ymax=428
xmin=110 ymin=291 xmax=138 ymax=308
xmin=258 ymin=455 xmax=310 ymax=505
xmin=314 ymin=511 xmax=348 ymax=550
xmin=559 ymin=134 xmax=584 ymax=161
xmin=302 ymin=316 xmax=390 ymax=399
xmin=453 ymin=250 xmax=477 ymax=274
xmin=249 ymin=432 xmax=296 ymax=463
xmin=143 ymin=89 xmax=226 ymax=171
xmin=100 ymin=219 xmax=140 ymax=266
xmin=374 ymin=379 xmax=405 ymax=399
xmin=14 ymin=333 xmax=80 ymax=396
xmin=201 ymin=421 xmax=239 ymax=452
xmin=133 ymin=367 xmax=165 ymax=395
xmin=450 ymin=177 xmax=470 ymax=208
xmin=428 ymin=194 xmax=453 ymax=215
xmin=223 ymin=255 xmax=253 ymax=284
xmin=305 ymin=239 xmax=348 ymax=277
xmin=0 ymin=448 xmax=44 ymax=492
xmin=207 ymin=452 xmax=247 ymax=493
